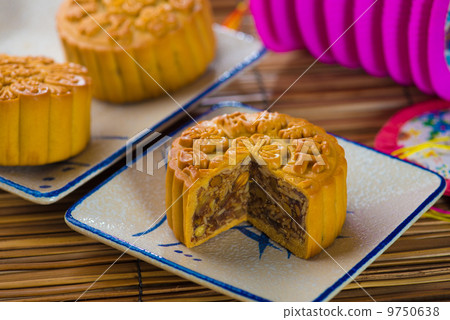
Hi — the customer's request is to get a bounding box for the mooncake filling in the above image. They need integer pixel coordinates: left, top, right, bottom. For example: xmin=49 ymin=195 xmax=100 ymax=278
xmin=248 ymin=164 xmax=308 ymax=243
xmin=192 ymin=165 xmax=249 ymax=242
xmin=190 ymin=159 xmax=309 ymax=244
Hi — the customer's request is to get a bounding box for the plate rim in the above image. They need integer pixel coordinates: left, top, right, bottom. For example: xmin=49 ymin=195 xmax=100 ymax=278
xmin=0 ymin=25 xmax=267 ymax=203
xmin=65 ymin=102 xmax=447 ymax=301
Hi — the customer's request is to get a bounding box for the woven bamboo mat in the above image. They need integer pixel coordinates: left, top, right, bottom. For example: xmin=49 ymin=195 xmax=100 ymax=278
xmin=1 ymin=0 xmax=449 ymax=302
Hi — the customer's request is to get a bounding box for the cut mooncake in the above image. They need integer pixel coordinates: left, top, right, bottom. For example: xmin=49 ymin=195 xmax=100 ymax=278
xmin=166 ymin=111 xmax=347 ymax=259
xmin=0 ymin=54 xmax=91 ymax=166
xmin=56 ymin=0 xmax=216 ymax=103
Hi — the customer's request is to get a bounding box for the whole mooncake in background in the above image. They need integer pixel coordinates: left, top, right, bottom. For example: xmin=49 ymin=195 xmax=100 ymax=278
xmin=166 ymin=111 xmax=347 ymax=259
xmin=56 ymin=0 xmax=216 ymax=104
xmin=0 ymin=54 xmax=91 ymax=166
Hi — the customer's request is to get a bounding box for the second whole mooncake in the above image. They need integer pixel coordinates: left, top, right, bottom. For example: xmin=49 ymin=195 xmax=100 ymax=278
xmin=56 ymin=0 xmax=216 ymax=103
xmin=166 ymin=111 xmax=347 ymax=259
xmin=0 ymin=54 xmax=91 ymax=166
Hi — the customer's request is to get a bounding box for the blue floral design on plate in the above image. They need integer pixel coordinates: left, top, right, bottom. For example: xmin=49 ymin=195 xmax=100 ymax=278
xmin=132 ymin=209 xmax=354 ymax=261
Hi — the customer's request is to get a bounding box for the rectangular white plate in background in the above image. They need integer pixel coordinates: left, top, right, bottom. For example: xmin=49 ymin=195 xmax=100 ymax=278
xmin=0 ymin=0 xmax=266 ymax=204
xmin=66 ymin=102 xmax=446 ymax=302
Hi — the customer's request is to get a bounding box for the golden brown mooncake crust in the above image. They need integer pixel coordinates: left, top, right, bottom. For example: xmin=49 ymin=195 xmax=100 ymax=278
xmin=0 ymin=54 xmax=91 ymax=166
xmin=166 ymin=111 xmax=347 ymax=259
xmin=56 ymin=0 xmax=216 ymax=103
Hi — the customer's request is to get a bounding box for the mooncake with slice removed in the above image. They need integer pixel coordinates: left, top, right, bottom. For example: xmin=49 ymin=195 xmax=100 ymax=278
xmin=166 ymin=111 xmax=347 ymax=259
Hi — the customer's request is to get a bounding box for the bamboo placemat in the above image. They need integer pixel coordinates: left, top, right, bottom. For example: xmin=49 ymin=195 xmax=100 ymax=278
xmin=0 ymin=0 xmax=449 ymax=302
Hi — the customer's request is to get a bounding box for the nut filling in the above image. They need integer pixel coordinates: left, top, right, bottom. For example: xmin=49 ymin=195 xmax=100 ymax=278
xmin=249 ymin=164 xmax=307 ymax=242
xmin=192 ymin=166 xmax=250 ymax=241
xmin=191 ymin=161 xmax=308 ymax=243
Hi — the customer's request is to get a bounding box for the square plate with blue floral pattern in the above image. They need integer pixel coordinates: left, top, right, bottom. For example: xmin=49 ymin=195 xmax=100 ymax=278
xmin=0 ymin=0 xmax=266 ymax=204
xmin=66 ymin=102 xmax=446 ymax=301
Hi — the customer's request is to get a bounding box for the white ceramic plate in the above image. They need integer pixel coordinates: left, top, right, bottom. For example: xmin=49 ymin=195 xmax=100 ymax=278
xmin=0 ymin=0 xmax=266 ymax=204
xmin=66 ymin=102 xmax=446 ymax=302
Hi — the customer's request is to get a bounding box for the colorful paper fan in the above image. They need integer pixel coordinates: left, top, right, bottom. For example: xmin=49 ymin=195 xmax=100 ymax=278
xmin=375 ymin=100 xmax=450 ymax=196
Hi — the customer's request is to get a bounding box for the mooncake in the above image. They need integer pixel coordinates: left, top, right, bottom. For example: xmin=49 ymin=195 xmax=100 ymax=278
xmin=166 ymin=110 xmax=347 ymax=259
